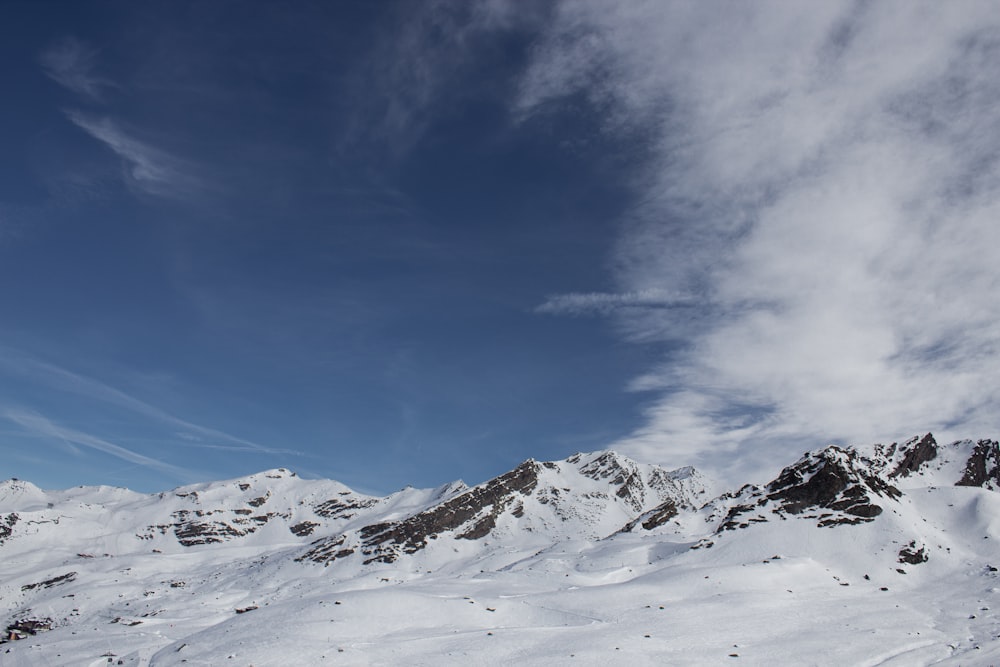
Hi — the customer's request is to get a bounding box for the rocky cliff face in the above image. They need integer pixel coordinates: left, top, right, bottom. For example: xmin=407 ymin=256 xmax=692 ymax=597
xmin=956 ymin=439 xmax=1000 ymax=489
xmin=3 ymin=433 xmax=1000 ymax=663
xmin=862 ymin=434 xmax=1000 ymax=490
xmin=715 ymin=446 xmax=902 ymax=531
xmin=300 ymin=452 xmax=709 ymax=566
xmin=2 ymin=434 xmax=998 ymax=574
xmin=675 ymin=434 xmax=1000 ymax=540
xmin=302 ymin=460 xmax=543 ymax=565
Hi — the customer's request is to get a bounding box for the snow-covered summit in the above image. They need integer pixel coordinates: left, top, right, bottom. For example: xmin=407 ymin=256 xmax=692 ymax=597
xmin=3 ymin=436 xmax=1000 ymax=665
xmin=861 ymin=433 xmax=1000 ymax=490
xmin=299 ymin=450 xmax=708 ymax=569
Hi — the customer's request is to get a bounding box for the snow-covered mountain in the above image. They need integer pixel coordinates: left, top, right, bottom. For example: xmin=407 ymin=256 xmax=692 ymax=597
xmin=299 ymin=451 xmax=709 ymax=571
xmin=2 ymin=436 xmax=999 ymax=665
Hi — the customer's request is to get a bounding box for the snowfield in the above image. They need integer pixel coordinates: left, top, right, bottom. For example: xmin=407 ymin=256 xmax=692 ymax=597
xmin=2 ymin=436 xmax=999 ymax=665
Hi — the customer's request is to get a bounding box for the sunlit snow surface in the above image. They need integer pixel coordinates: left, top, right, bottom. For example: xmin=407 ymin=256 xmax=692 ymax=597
xmin=2 ymin=443 xmax=1000 ymax=666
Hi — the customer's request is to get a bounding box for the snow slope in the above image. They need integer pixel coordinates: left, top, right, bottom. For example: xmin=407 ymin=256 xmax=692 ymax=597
xmin=2 ymin=436 xmax=999 ymax=666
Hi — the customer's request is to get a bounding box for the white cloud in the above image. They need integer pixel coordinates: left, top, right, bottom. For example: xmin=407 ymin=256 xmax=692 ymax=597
xmin=40 ymin=37 xmax=115 ymax=101
xmin=520 ymin=1 xmax=1000 ymax=485
xmin=536 ymin=289 xmax=692 ymax=316
xmin=345 ymin=0 xmax=544 ymax=157
xmin=65 ymin=112 xmax=202 ymax=199
xmin=0 ymin=347 xmax=295 ymax=456
xmin=3 ymin=408 xmax=188 ymax=478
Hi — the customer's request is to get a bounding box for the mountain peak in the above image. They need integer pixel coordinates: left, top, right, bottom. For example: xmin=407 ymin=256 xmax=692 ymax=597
xmin=3 ymin=434 xmax=1000 ymax=664
xmin=956 ymin=439 xmax=1000 ymax=489
xmin=713 ymin=444 xmax=902 ymax=531
xmin=299 ymin=452 xmax=711 ymax=567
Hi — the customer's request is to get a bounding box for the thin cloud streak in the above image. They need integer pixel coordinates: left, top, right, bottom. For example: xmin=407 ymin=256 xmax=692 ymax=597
xmin=40 ymin=37 xmax=115 ymax=102
xmin=65 ymin=112 xmax=202 ymax=199
xmin=3 ymin=408 xmax=189 ymax=479
xmin=536 ymin=289 xmax=693 ymax=316
xmin=344 ymin=0 xmax=544 ymax=159
xmin=521 ymin=1 xmax=1000 ymax=485
xmin=0 ymin=347 xmax=298 ymax=456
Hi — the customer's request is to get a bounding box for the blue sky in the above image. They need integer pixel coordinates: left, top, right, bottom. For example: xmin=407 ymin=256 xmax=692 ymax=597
xmin=3 ymin=1 xmax=1000 ymax=494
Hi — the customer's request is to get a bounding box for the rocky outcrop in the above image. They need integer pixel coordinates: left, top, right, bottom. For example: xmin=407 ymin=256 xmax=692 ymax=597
xmin=299 ymin=451 xmax=711 ymax=566
xmin=898 ymin=540 xmax=928 ymax=565
xmin=171 ymin=512 xmax=246 ymax=546
xmin=21 ymin=572 xmax=76 ymax=592
xmin=579 ymin=453 xmax=647 ymax=512
xmin=719 ymin=446 xmax=901 ymax=531
xmin=957 ymin=440 xmax=1000 ymax=489
xmin=313 ymin=495 xmax=378 ymax=520
xmin=290 ymin=521 xmax=320 ymax=537
xmin=621 ymin=499 xmax=679 ymax=532
xmin=157 ymin=507 xmax=292 ymax=547
xmin=889 ymin=433 xmax=938 ymax=478
xmin=302 ymin=460 xmax=541 ymax=565
xmin=0 ymin=513 xmax=17 ymax=545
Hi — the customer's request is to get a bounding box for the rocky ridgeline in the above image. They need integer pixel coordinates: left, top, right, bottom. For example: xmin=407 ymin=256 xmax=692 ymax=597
xmin=716 ymin=446 xmax=902 ymax=531
xmin=0 ymin=435 xmax=998 ymax=570
xmin=697 ymin=434 xmax=1000 ymax=536
xmin=2 ymin=434 xmax=1000 ymax=653
xmin=300 ymin=453 xmax=709 ymax=566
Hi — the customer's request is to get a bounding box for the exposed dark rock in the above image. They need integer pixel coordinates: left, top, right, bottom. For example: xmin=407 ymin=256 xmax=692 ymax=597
xmin=301 ymin=460 xmax=541 ymax=565
xmin=295 ymin=535 xmax=355 ymax=564
xmin=580 ymin=453 xmax=632 ymax=486
xmin=641 ymin=500 xmax=679 ymax=530
xmin=314 ymin=496 xmax=377 ymax=519
xmin=890 ymin=434 xmax=938 ymax=478
xmin=172 ymin=510 xmax=245 ymax=546
xmin=768 ymin=447 xmax=900 ymax=513
xmin=290 ymin=521 xmax=320 ymax=537
xmin=21 ymin=572 xmax=76 ymax=591
xmin=622 ymin=499 xmax=679 ymax=533
xmin=247 ymin=491 xmax=270 ymax=508
xmin=581 ymin=453 xmax=648 ymax=512
xmin=364 ymin=460 xmax=540 ymax=562
xmin=719 ymin=447 xmax=900 ymax=531
xmin=111 ymin=616 xmax=142 ymax=626
xmin=957 ymin=440 xmax=1000 ymax=488
xmin=898 ymin=541 xmax=928 ymax=565
xmin=169 ymin=508 xmax=289 ymax=546
xmin=0 ymin=513 xmax=17 ymax=545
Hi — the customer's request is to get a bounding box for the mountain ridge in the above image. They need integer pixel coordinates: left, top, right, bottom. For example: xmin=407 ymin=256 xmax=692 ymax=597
xmin=2 ymin=434 xmax=1000 ymax=665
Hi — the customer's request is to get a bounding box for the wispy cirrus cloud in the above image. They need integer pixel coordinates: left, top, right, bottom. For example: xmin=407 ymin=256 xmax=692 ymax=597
xmin=536 ymin=289 xmax=693 ymax=316
xmin=65 ymin=112 xmax=204 ymax=200
xmin=344 ymin=0 xmax=545 ymax=158
xmin=0 ymin=347 xmax=296 ymax=456
xmin=39 ymin=36 xmax=213 ymax=202
xmin=520 ymin=1 xmax=1000 ymax=484
xmin=3 ymin=408 xmax=189 ymax=478
xmin=40 ymin=37 xmax=116 ymax=102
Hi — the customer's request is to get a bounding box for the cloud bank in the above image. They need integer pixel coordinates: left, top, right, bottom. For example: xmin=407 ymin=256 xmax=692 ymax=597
xmin=522 ymin=1 xmax=1000 ymax=483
